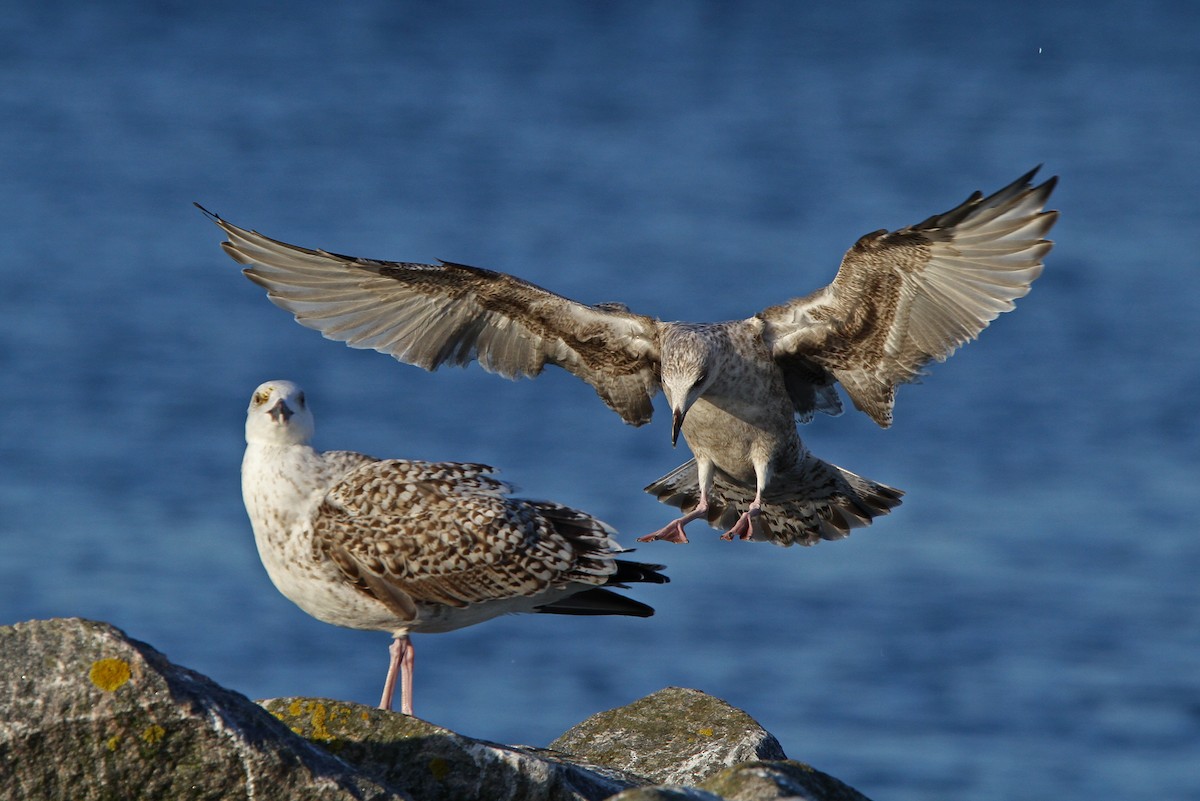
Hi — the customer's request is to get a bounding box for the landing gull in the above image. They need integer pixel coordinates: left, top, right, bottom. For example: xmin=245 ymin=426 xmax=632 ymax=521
xmin=206 ymin=168 xmax=1057 ymax=546
xmin=241 ymin=380 xmax=667 ymax=715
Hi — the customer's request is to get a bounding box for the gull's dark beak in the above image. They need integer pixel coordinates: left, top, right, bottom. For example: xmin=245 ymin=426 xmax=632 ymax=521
xmin=671 ymin=408 xmax=685 ymax=448
xmin=268 ymin=399 xmax=294 ymax=423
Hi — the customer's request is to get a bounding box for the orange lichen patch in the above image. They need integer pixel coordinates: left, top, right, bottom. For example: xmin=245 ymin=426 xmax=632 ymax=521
xmin=309 ymin=703 xmax=333 ymax=740
xmin=141 ymin=724 xmax=166 ymax=745
xmin=272 ymin=699 xmax=360 ymax=745
xmin=290 ymin=699 xmax=341 ymax=741
xmin=89 ymin=658 xmax=132 ymax=692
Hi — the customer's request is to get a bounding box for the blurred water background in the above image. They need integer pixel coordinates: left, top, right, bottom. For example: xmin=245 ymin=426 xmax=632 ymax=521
xmin=2 ymin=2 xmax=1198 ymax=799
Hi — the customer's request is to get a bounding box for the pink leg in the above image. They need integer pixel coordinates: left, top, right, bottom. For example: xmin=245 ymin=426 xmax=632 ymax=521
xmin=722 ymin=465 xmax=770 ymax=541
xmin=721 ymin=495 xmax=763 ymax=541
xmin=380 ymin=635 xmax=415 ymax=714
xmin=639 ymin=494 xmax=710 ymax=544
xmin=400 ymin=639 xmax=414 ymax=715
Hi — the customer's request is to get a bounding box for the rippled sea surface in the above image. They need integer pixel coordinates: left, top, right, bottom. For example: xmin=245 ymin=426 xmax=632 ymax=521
xmin=3 ymin=3 xmax=1198 ymax=799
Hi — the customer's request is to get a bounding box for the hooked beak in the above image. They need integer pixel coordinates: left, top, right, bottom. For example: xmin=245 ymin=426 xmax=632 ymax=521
xmin=268 ymin=399 xmax=293 ymax=423
xmin=671 ymin=408 xmax=685 ymax=448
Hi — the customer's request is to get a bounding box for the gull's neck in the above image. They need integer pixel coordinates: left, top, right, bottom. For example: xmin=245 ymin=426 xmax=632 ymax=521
xmin=242 ymin=439 xmax=331 ymax=535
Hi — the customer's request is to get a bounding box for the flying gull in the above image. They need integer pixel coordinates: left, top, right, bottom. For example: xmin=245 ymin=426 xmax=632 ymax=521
xmin=204 ymin=167 xmax=1057 ymax=546
xmin=241 ymin=379 xmax=667 ymax=715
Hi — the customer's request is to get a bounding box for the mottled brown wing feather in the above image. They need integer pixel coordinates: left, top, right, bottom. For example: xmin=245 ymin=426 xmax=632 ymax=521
xmin=198 ymin=206 xmax=662 ymax=425
xmin=760 ymin=168 xmax=1058 ymax=426
xmin=310 ymin=460 xmax=598 ymax=611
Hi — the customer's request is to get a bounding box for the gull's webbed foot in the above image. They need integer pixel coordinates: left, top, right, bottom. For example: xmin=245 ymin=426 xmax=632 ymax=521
xmin=637 ymin=520 xmax=691 ymax=544
xmin=720 ymin=506 xmax=761 ymax=541
xmin=638 ymin=503 xmax=709 ymax=544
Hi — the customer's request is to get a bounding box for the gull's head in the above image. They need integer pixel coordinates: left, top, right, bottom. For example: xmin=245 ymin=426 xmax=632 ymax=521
xmin=245 ymin=380 xmax=315 ymax=446
xmin=659 ymin=326 xmax=716 ymax=447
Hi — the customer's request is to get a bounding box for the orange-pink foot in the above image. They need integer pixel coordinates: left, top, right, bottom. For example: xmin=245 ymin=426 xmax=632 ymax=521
xmin=637 ymin=521 xmax=690 ymax=544
xmin=720 ymin=510 xmax=759 ymax=541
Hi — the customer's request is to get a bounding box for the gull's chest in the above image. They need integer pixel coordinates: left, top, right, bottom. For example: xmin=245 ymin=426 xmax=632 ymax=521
xmin=684 ymin=373 xmax=793 ymax=459
xmin=242 ymin=447 xmax=382 ymax=627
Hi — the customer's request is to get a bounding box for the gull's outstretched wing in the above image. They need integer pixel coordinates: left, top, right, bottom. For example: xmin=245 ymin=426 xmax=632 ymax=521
xmin=759 ymin=167 xmax=1058 ymax=426
xmin=200 ymin=207 xmax=662 ymax=425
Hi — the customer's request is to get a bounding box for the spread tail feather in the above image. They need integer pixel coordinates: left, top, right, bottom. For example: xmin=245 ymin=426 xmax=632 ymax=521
xmin=644 ymin=458 xmax=903 ymax=547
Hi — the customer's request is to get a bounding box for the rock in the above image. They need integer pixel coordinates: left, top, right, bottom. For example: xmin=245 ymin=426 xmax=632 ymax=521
xmin=698 ymin=761 xmax=873 ymax=801
xmin=550 ymin=687 xmax=787 ymax=787
xmin=606 ymin=788 xmax=728 ymax=801
xmin=1 ymin=618 xmax=875 ymax=801
xmin=262 ymin=697 xmax=645 ymax=801
xmin=0 ymin=618 xmax=402 ymax=801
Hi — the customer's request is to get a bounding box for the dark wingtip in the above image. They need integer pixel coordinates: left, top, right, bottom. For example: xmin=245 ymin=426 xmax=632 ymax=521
xmin=194 ymin=201 xmax=221 ymax=222
xmin=612 ymin=559 xmax=670 ymax=585
xmin=1038 ymin=173 xmax=1060 ymax=199
xmin=1019 ymin=164 xmax=1061 ymax=197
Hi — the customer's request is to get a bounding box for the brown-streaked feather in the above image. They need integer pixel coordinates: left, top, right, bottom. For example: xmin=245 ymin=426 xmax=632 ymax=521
xmin=328 ymin=544 xmax=420 ymax=621
xmin=759 ymin=167 xmax=1057 ymax=426
xmin=310 ymin=459 xmax=614 ymax=612
xmin=197 ymin=205 xmax=662 ymax=425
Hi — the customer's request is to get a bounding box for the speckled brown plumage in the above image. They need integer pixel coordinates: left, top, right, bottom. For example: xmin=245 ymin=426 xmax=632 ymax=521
xmin=240 ymin=380 xmax=665 ymax=714
xmin=311 ymin=459 xmax=618 ymax=615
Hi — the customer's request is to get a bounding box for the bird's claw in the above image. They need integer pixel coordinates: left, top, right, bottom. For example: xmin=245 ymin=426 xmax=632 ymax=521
xmin=721 ymin=510 xmax=759 ymax=541
xmin=638 ymin=522 xmax=690 ymax=544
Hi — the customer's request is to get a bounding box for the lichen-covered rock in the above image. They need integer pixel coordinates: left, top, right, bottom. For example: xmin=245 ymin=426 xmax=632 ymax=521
xmin=1 ymin=618 xmax=876 ymax=801
xmin=697 ymin=760 xmax=873 ymax=801
xmin=606 ymin=787 xmax=728 ymax=801
xmin=262 ymin=697 xmax=645 ymax=801
xmin=0 ymin=618 xmax=402 ymax=801
xmin=549 ymin=687 xmax=787 ymax=787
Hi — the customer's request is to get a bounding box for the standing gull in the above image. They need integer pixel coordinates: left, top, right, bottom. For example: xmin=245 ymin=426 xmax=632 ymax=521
xmin=241 ymin=380 xmax=666 ymax=715
xmin=205 ymin=168 xmax=1057 ymax=546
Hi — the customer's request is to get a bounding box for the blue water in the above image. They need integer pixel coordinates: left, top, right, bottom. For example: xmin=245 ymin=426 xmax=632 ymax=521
xmin=3 ymin=2 xmax=1198 ymax=799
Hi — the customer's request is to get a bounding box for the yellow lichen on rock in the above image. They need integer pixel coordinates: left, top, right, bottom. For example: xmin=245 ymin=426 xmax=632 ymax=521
xmin=141 ymin=724 xmax=166 ymax=745
xmin=292 ymin=700 xmax=353 ymax=742
xmin=89 ymin=658 xmax=132 ymax=692
xmin=309 ymin=703 xmax=333 ymax=740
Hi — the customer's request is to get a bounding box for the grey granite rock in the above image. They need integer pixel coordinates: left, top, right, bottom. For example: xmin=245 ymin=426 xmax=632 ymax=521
xmin=261 ymin=697 xmax=645 ymax=801
xmin=698 ymin=760 xmax=873 ymax=801
xmin=0 ymin=618 xmax=402 ymax=801
xmin=550 ymin=687 xmax=787 ymax=787
xmin=1 ymin=618 xmax=876 ymax=801
xmin=606 ymin=787 xmax=728 ymax=801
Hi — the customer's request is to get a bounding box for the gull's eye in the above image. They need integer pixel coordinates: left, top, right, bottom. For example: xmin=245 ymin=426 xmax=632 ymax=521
xmin=296 ymin=392 xmax=306 ymax=408
xmin=253 ymin=390 xmax=270 ymax=406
